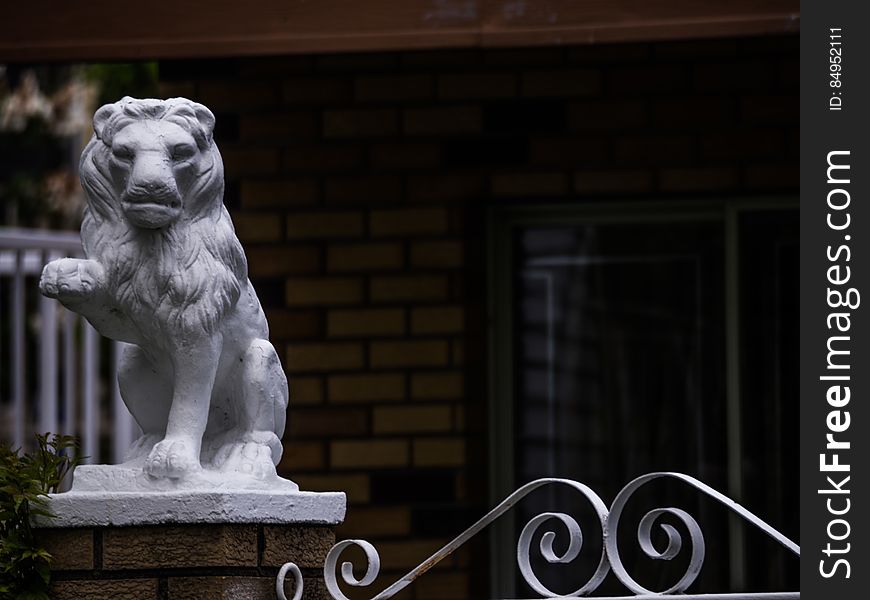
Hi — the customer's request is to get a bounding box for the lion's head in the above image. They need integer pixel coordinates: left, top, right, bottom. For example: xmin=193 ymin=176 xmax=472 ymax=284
xmin=80 ymin=96 xmax=222 ymax=229
xmin=78 ymin=97 xmax=247 ymax=338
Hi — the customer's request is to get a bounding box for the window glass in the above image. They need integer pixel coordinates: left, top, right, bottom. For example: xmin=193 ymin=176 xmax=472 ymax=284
xmin=738 ymin=210 xmax=799 ymax=588
xmin=504 ymin=209 xmax=797 ymax=595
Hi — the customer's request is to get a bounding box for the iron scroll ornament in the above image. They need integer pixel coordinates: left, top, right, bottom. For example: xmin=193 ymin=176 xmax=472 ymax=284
xmin=276 ymin=472 xmax=800 ymax=600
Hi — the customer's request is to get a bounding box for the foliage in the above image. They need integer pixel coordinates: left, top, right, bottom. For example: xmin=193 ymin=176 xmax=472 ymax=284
xmin=0 ymin=62 xmax=157 ymax=228
xmin=0 ymin=434 xmax=80 ymax=600
xmin=84 ymin=62 xmax=158 ymax=106
xmin=0 ymin=66 xmax=85 ymax=228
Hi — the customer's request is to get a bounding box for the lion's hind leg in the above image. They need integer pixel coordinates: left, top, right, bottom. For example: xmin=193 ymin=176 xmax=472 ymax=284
xmin=211 ymin=339 xmax=288 ymax=479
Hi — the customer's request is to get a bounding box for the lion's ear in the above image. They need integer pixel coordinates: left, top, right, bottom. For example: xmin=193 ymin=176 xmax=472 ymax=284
xmin=92 ymin=103 xmax=118 ymax=140
xmin=192 ymin=102 xmax=215 ymax=143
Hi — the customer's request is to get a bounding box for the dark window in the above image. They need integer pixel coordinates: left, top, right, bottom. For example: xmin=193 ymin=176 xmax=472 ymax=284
xmin=489 ymin=203 xmax=798 ymax=597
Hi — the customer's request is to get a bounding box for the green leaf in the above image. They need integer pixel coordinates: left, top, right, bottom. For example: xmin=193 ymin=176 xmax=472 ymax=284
xmin=0 ymin=433 xmax=80 ymax=598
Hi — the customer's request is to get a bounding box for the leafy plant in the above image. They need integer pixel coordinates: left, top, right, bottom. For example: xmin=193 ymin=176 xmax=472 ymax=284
xmin=0 ymin=434 xmax=80 ymax=600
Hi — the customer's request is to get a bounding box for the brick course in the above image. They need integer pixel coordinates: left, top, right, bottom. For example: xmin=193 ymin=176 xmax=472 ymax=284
xmin=328 ymin=372 xmax=406 ymax=403
xmin=103 ymin=524 xmax=257 ymax=570
xmin=41 ymin=524 xmax=334 ymax=600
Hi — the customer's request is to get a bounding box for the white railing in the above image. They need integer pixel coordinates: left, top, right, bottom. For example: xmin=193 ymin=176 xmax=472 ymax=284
xmin=277 ymin=472 xmax=800 ymax=600
xmin=0 ymin=227 xmax=138 ymax=464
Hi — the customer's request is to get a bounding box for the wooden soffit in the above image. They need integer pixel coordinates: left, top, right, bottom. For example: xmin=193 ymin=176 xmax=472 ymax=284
xmin=1 ymin=0 xmax=799 ymax=63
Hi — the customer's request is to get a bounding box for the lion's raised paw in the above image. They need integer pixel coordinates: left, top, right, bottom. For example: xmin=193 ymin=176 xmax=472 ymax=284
xmin=39 ymin=258 xmax=104 ymax=302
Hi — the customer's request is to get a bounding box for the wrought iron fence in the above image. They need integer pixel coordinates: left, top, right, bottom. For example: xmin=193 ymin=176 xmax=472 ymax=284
xmin=276 ymin=472 xmax=799 ymax=600
xmin=0 ymin=227 xmax=137 ymax=463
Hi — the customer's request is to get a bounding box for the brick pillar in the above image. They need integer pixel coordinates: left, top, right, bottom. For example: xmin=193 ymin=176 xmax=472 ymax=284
xmin=38 ymin=523 xmax=333 ymax=600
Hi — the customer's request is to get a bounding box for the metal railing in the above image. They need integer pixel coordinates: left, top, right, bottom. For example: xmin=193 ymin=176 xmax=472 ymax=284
xmin=0 ymin=227 xmax=137 ymax=464
xmin=276 ymin=472 xmax=800 ymax=600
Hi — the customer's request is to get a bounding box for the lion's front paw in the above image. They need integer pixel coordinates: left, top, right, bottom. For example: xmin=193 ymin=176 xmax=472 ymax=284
xmin=39 ymin=258 xmax=104 ymax=303
xmin=145 ymin=438 xmax=201 ymax=479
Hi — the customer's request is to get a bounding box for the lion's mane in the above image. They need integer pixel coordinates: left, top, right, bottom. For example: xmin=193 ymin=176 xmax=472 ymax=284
xmin=78 ymin=98 xmax=247 ymax=340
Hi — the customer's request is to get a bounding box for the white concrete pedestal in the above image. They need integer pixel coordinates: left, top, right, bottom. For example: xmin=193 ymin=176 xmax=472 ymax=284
xmin=40 ymin=465 xmax=346 ymax=527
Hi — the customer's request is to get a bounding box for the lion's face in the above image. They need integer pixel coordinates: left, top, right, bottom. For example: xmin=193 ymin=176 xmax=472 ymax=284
xmin=109 ymin=120 xmax=205 ymax=228
xmin=82 ymin=97 xmax=219 ymax=230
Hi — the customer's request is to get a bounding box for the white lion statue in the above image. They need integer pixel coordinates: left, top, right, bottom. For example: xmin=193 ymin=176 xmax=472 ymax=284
xmin=39 ymin=97 xmax=289 ymax=487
